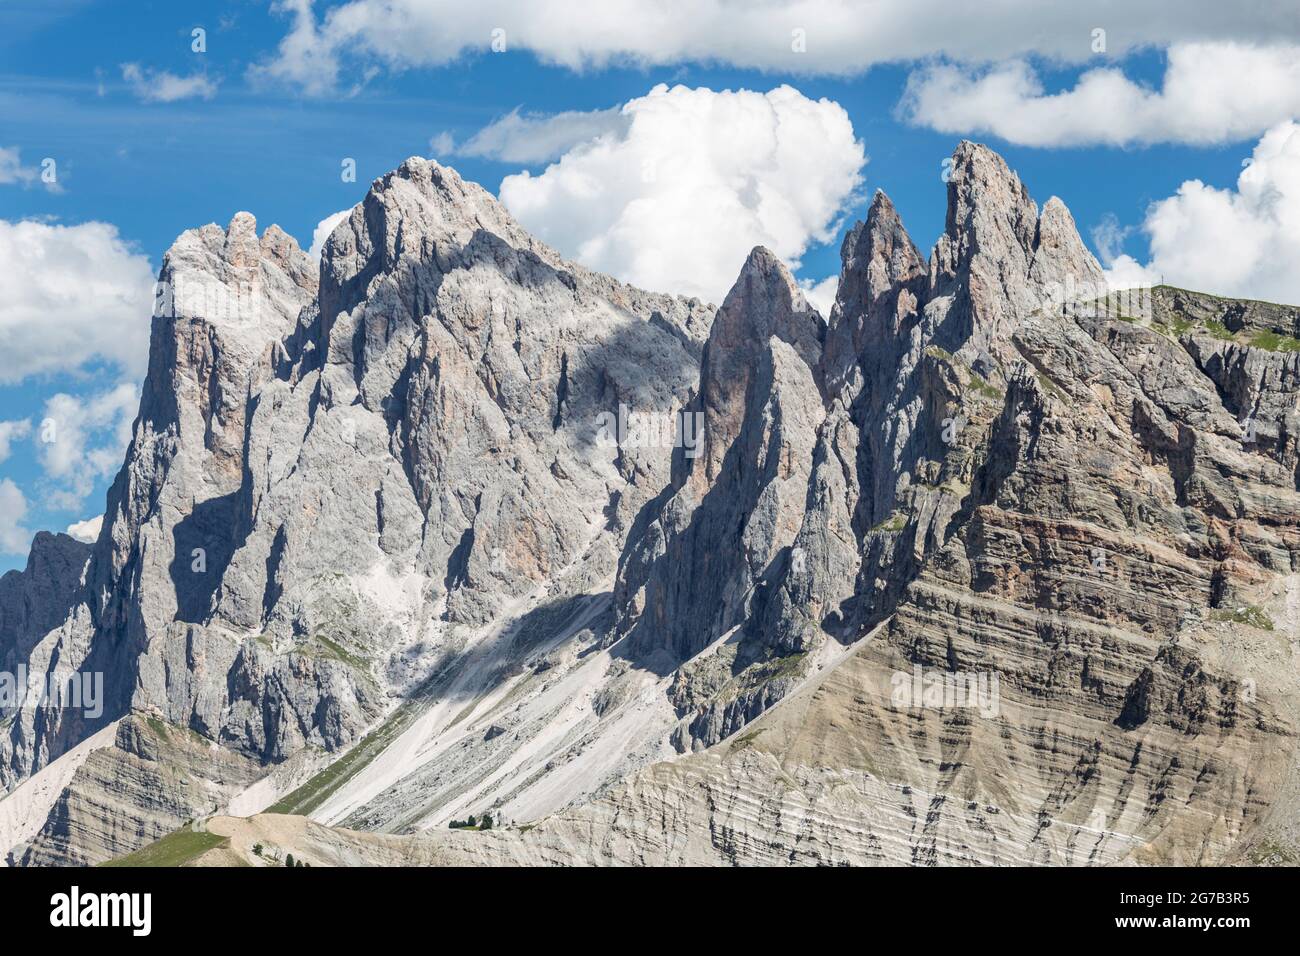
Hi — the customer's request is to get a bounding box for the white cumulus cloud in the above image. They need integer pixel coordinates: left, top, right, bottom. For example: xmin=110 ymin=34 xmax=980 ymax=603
xmin=0 ymin=479 xmax=32 ymax=556
xmin=799 ymin=276 xmax=839 ymax=318
xmin=307 ymin=209 xmax=352 ymax=259
xmin=495 ymin=84 xmax=865 ymax=304
xmin=65 ymin=514 xmax=103 ymax=544
xmin=253 ymin=0 xmax=1299 ymax=95
xmin=1104 ymin=122 xmax=1300 ymax=303
xmin=901 ymin=42 xmax=1300 ymax=148
xmin=36 ymin=384 xmax=139 ymax=512
xmin=0 ymin=219 xmax=155 ymax=384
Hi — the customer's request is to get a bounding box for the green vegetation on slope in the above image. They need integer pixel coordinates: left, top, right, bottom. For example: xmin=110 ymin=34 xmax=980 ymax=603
xmin=101 ymin=828 xmax=228 ymax=868
xmin=1249 ymin=330 xmax=1300 ymax=353
xmin=311 ymin=634 xmax=369 ymax=671
xmin=1150 ymin=285 xmax=1300 ymax=351
xmin=1154 ymin=284 xmax=1294 ymax=312
xmin=268 ymin=702 xmax=417 ymax=816
xmin=871 ymin=511 xmax=907 ymax=533
xmin=1247 ymin=839 xmax=1299 ymax=866
xmin=1210 ymin=605 xmax=1275 ymax=631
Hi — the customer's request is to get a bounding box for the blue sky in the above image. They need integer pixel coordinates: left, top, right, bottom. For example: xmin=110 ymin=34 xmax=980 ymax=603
xmin=2 ymin=0 xmax=1298 ymax=572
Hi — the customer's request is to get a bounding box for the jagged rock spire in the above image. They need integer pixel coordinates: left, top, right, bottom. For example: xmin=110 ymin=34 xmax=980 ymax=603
xmin=614 ymin=246 xmax=825 ymax=672
xmin=694 ymin=246 xmax=823 ymax=483
xmin=929 ymin=141 xmax=1104 ymax=366
xmin=821 ymin=190 xmax=926 ymax=398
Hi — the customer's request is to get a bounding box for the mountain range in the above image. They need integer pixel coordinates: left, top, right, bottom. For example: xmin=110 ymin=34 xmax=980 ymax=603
xmin=4 ymin=140 xmax=1300 ymax=867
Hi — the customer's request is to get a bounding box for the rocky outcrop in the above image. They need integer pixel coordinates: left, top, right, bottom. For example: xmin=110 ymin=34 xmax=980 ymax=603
xmin=13 ymin=714 xmax=262 ymax=867
xmin=617 ymin=143 xmax=1112 ymax=753
xmin=1153 ymin=285 xmax=1300 ymax=340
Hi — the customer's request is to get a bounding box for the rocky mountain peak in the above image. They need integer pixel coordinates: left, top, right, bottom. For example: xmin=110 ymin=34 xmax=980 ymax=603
xmin=1028 ymin=194 xmax=1104 ymax=294
xmin=858 ymin=190 xmax=925 ymax=287
xmin=926 ymin=141 xmax=1103 ymax=371
xmin=158 ymin=212 xmax=315 ymax=348
xmin=695 ymin=246 xmax=823 ymax=481
xmin=822 ymin=189 xmax=926 ymax=397
xmin=321 ymin=156 xmax=532 ymax=300
xmin=221 ymin=210 xmax=261 ymax=268
xmin=933 ymin=141 xmax=1037 ymax=304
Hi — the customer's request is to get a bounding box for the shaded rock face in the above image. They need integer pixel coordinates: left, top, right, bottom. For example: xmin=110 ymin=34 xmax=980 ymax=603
xmin=6 ymin=142 xmax=1300 ymax=867
xmin=1 ymin=218 xmax=323 ymax=792
xmin=627 ymin=143 xmax=1114 ymax=751
xmin=612 ymin=248 xmax=825 ymax=674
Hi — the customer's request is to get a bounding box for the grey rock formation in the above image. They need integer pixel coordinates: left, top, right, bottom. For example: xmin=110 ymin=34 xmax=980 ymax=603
xmin=628 ymin=142 xmax=1110 ymax=752
xmin=613 ymin=248 xmax=824 ymax=667
xmin=397 ymin=142 xmax=1300 ymax=865
xmin=2 ymin=158 xmax=710 ymax=863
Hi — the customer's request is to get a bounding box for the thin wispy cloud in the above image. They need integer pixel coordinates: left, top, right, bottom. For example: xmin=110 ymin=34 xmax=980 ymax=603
xmin=0 ymin=478 xmax=32 ymax=556
xmin=436 ymin=106 xmax=630 ymax=164
xmin=120 ymin=62 xmax=218 ymax=102
xmin=0 ymin=145 xmax=60 ymax=191
xmin=0 ymin=419 xmax=32 ymax=464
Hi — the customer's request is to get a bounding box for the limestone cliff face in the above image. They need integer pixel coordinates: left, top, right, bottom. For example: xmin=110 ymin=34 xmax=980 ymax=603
xmin=6 ymin=142 xmax=1300 ymax=868
xmin=626 ymin=143 xmax=1113 ymax=752
xmin=471 ymin=140 xmax=1299 ymax=862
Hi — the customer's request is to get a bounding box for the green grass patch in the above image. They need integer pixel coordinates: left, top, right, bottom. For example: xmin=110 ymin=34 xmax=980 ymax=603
xmin=1034 ymin=371 xmax=1068 ymax=401
xmin=1211 ymin=605 xmax=1274 ymax=631
xmin=102 ymin=828 xmax=228 ymax=868
xmin=761 ymin=652 xmax=807 ymax=681
xmin=871 ymin=511 xmax=907 ymax=533
xmin=311 ymin=634 xmax=368 ymax=671
xmin=1249 ymin=330 xmax=1300 ymax=353
xmin=1247 ymin=839 xmax=1298 ymax=866
xmin=968 ymin=373 xmax=1004 ymax=401
xmin=1202 ymin=319 xmax=1235 ymax=341
xmin=730 ymin=727 xmax=767 ymax=752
